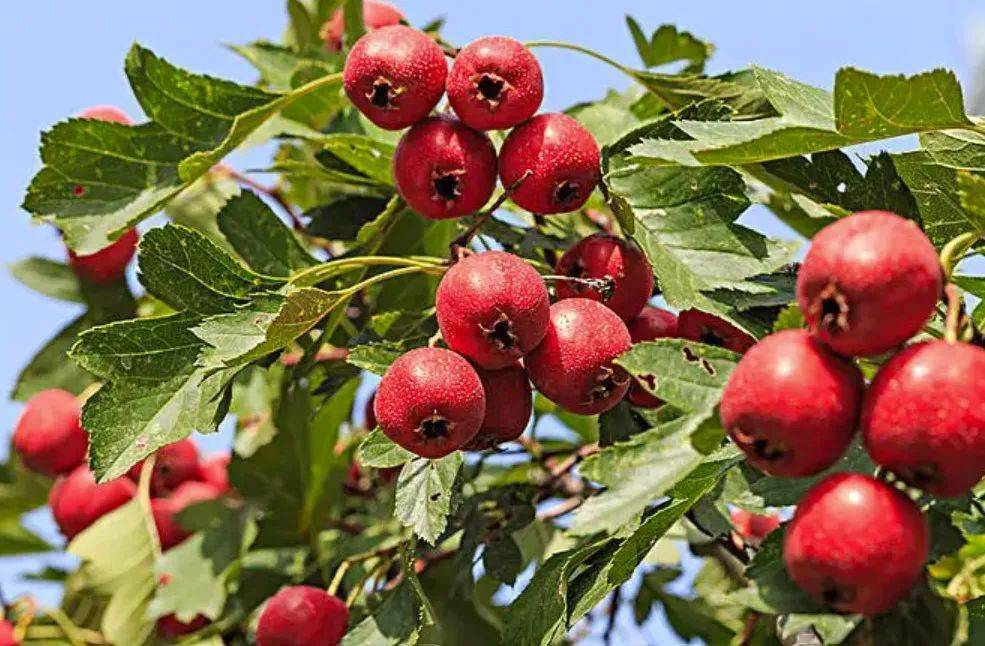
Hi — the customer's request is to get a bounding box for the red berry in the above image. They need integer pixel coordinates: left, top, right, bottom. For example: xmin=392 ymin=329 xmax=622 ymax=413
xmin=364 ymin=392 xmax=377 ymax=429
xmin=797 ymin=211 xmax=942 ymax=357
xmin=677 ymin=309 xmax=755 ymax=353
xmin=49 ymin=465 xmax=136 ymax=540
xmin=498 ymin=113 xmax=600 ymax=214
xmin=157 ymin=614 xmax=208 ymax=639
xmin=257 ymin=586 xmax=349 ymax=646
xmin=465 ymin=363 xmax=532 ymax=450
xmin=720 ymin=330 xmax=863 ymax=477
xmin=555 ymin=233 xmax=653 ymax=322
xmin=12 ymin=389 xmax=87 ymax=476
xmin=321 ymin=0 xmax=404 ymax=52
xmin=730 ymin=508 xmax=780 ymax=544
xmin=152 ymin=481 xmax=223 ymax=550
xmin=392 ymin=115 xmax=497 ymax=219
xmin=79 ymin=105 xmax=132 ymax=124
xmin=197 ymin=453 xmax=231 ymax=493
xmin=0 ymin=620 xmax=16 ymax=646
xmin=128 ymin=438 xmax=200 ymax=497
xmin=525 ymin=298 xmax=632 ymax=415
xmin=436 ymin=251 xmax=550 ymax=369
xmin=861 ymin=341 xmax=985 ymax=497
xmin=625 ymin=306 xmax=678 ymax=408
xmin=343 ymin=25 xmax=446 ymax=130
xmin=784 ymin=473 xmax=929 ymax=615
xmin=67 ymin=228 xmax=139 ymax=285
xmin=447 ymin=36 xmax=543 ymax=131
xmin=374 ymin=347 xmax=486 ymax=458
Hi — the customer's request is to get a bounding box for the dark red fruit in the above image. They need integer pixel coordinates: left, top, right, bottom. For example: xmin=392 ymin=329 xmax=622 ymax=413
xmin=374 ymin=347 xmax=486 ymax=458
xmin=152 ymin=481 xmax=223 ymax=550
xmin=525 ymin=298 xmax=632 ymax=415
xmin=392 ymin=115 xmax=497 ymax=219
xmin=157 ymin=614 xmax=208 ymax=639
xmin=79 ymin=105 xmax=132 ymax=124
xmin=625 ymin=306 xmax=678 ymax=408
xmin=720 ymin=330 xmax=863 ymax=477
xmin=0 ymin=620 xmax=16 ymax=646
xmin=343 ymin=25 xmax=446 ymax=130
xmin=128 ymin=438 xmax=200 ymax=496
xmin=677 ymin=309 xmax=756 ymax=353
xmin=861 ymin=341 xmax=985 ymax=497
xmin=49 ymin=465 xmax=136 ymax=540
xmin=364 ymin=393 xmax=377 ymax=429
xmin=197 ymin=454 xmax=231 ymax=493
xmin=436 ymin=251 xmax=550 ymax=369
xmin=730 ymin=508 xmax=780 ymax=545
xmin=784 ymin=473 xmax=929 ymax=615
xmin=796 ymin=211 xmax=942 ymax=357
xmin=67 ymin=228 xmax=139 ymax=284
xmin=447 ymin=36 xmax=543 ymax=131
xmin=555 ymin=233 xmax=653 ymax=322
xmin=498 ymin=113 xmax=600 ymax=214
xmin=256 ymin=586 xmax=349 ymax=646
xmin=321 ymin=0 xmax=404 ymax=52
xmin=465 ymin=363 xmax=532 ymax=450
xmin=12 ymin=389 xmax=87 ymax=476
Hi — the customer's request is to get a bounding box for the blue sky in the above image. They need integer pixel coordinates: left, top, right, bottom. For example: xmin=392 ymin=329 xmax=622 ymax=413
xmin=3 ymin=1 xmax=985 ymax=643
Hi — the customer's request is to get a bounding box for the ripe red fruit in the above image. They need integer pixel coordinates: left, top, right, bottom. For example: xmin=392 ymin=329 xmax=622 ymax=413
xmin=392 ymin=115 xmax=497 ymax=219
xmin=343 ymin=25 xmax=447 ymax=130
xmin=720 ymin=330 xmax=863 ymax=477
xmin=0 ymin=620 xmax=16 ymax=646
xmin=465 ymin=363 xmax=532 ymax=450
xmin=12 ymin=389 xmax=87 ymax=476
xmin=554 ymin=233 xmax=653 ymax=322
xmin=364 ymin=393 xmax=377 ymax=429
xmin=796 ymin=211 xmax=942 ymax=357
xmin=677 ymin=309 xmax=755 ymax=353
xmin=157 ymin=614 xmax=208 ymax=639
xmin=197 ymin=454 xmax=231 ymax=493
xmin=49 ymin=465 xmax=136 ymax=540
xmin=256 ymin=586 xmax=349 ymax=646
xmin=321 ymin=0 xmax=404 ymax=52
xmin=152 ymin=481 xmax=223 ymax=550
xmin=861 ymin=341 xmax=985 ymax=497
xmin=784 ymin=473 xmax=929 ymax=615
xmin=730 ymin=508 xmax=780 ymax=544
xmin=498 ymin=113 xmax=600 ymax=214
xmin=374 ymin=347 xmax=486 ymax=458
xmin=625 ymin=306 xmax=678 ymax=408
xmin=525 ymin=298 xmax=632 ymax=415
xmin=128 ymin=438 xmax=200 ymax=496
xmin=436 ymin=251 xmax=550 ymax=369
xmin=79 ymin=105 xmax=132 ymax=124
xmin=447 ymin=36 xmax=543 ymax=131
xmin=67 ymin=228 xmax=139 ymax=285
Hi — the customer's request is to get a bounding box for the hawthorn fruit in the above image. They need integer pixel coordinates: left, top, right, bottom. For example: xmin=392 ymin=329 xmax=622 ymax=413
xmin=152 ymin=481 xmax=223 ymax=550
xmin=78 ymin=105 xmax=132 ymax=124
xmin=128 ymin=438 xmax=201 ymax=496
xmin=67 ymin=228 xmax=139 ymax=285
xmin=321 ymin=0 xmax=404 ymax=51
xmin=197 ymin=453 xmax=231 ymax=493
xmin=730 ymin=508 xmax=781 ymax=545
xmin=624 ymin=306 xmax=678 ymax=408
xmin=156 ymin=614 xmax=208 ymax=639
xmin=12 ymin=389 xmax=87 ymax=476
xmin=256 ymin=586 xmax=349 ymax=646
xmin=677 ymin=309 xmax=756 ymax=353
xmin=48 ymin=465 xmax=136 ymax=540
xmin=554 ymin=233 xmax=654 ymax=322
xmin=0 ymin=620 xmax=15 ymax=646
xmin=465 ymin=362 xmax=532 ymax=450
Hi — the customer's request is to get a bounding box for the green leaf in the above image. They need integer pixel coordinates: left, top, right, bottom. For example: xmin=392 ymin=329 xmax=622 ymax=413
xmin=12 ymin=314 xmax=95 ymax=401
xmin=955 ymin=171 xmax=985 ymax=235
xmin=346 ymin=339 xmax=416 ymax=375
xmin=778 ymin=614 xmax=859 ymax=645
xmin=734 ymin=529 xmax=823 ymax=614
xmin=216 ymin=191 xmax=318 ymax=277
xmin=0 ymin=518 xmax=53 ymax=556
xmin=892 ymin=151 xmax=982 ymax=248
xmin=483 ymin=536 xmax=523 ymax=585
xmin=359 ymin=428 xmax=415 ymax=468
xmin=747 ymin=439 xmax=875 ymax=507
xmin=626 ymin=18 xmax=713 ymax=72
xmin=340 ymin=582 xmax=421 ymax=646
xmin=288 ymin=0 xmax=316 ymax=52
xmin=305 ymin=196 xmax=392 ymax=240
xmin=0 ymin=456 xmax=50 ymax=521
xmin=394 ymin=453 xmax=463 ymax=544
xmin=9 ymin=257 xmax=83 ymax=302
xmin=319 ymin=134 xmax=396 ymax=186
xmin=231 ymin=42 xmax=339 ymax=90
xmin=342 ymin=0 xmax=367 ymax=49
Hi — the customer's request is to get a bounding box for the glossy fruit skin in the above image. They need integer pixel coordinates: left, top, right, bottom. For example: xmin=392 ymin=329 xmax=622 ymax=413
xmin=79 ymin=105 xmax=132 ymax=124
xmin=198 ymin=454 xmax=231 ymax=493
xmin=465 ymin=363 xmax=532 ymax=450
xmin=861 ymin=341 xmax=985 ymax=497
xmin=625 ymin=306 xmax=679 ymax=408
xmin=67 ymin=228 xmax=139 ymax=285
xmin=343 ymin=25 xmax=447 ymax=130
xmin=677 ymin=309 xmax=756 ymax=353
xmin=321 ymin=0 xmax=404 ymax=51
xmin=555 ymin=233 xmax=653 ymax=322
xmin=256 ymin=586 xmax=349 ymax=646
xmin=730 ymin=508 xmax=780 ymax=544
xmin=436 ymin=251 xmax=550 ymax=369
xmin=720 ymin=330 xmax=864 ymax=477
xmin=784 ymin=473 xmax=929 ymax=615
xmin=447 ymin=36 xmax=543 ymax=130
xmin=796 ymin=211 xmax=942 ymax=357
xmin=498 ymin=113 xmax=600 ymax=214
xmin=374 ymin=347 xmax=486 ymax=458
xmin=49 ymin=465 xmax=137 ymax=540
xmin=157 ymin=614 xmax=208 ymax=639
xmin=525 ymin=298 xmax=632 ymax=415
xmin=12 ymin=389 xmax=87 ymax=476
xmin=392 ymin=115 xmax=497 ymax=219
xmin=128 ymin=438 xmax=201 ymax=496
xmin=0 ymin=619 xmax=16 ymax=646
xmin=152 ymin=481 xmax=223 ymax=550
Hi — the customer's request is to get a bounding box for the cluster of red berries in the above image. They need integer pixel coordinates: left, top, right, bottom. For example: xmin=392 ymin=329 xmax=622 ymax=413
xmin=342 ymin=14 xmax=601 ymax=219
xmin=720 ymin=210 xmax=985 ymax=615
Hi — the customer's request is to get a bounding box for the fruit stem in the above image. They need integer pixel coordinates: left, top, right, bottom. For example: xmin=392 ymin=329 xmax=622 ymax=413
xmin=525 ymin=41 xmax=636 ymax=79
xmin=944 ymin=283 xmax=962 ymax=344
xmin=939 ymin=231 xmax=980 ymax=280
xmin=448 ymin=170 xmax=533 ymax=259
xmin=290 ymin=256 xmax=445 ymax=287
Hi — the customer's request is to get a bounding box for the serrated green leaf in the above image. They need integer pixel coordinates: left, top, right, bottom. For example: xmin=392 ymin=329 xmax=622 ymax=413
xmin=305 ymin=196 xmax=393 ymax=240
xmin=340 ymin=582 xmax=421 ymax=646
xmin=217 ymin=191 xmax=318 ymax=276
xmin=165 ymin=171 xmax=241 ymax=248
xmin=394 ymin=453 xmax=463 ymax=544
xmin=483 ymin=536 xmax=523 ymax=585
xmin=0 ymin=518 xmax=53 ymax=556
xmin=9 ymin=257 xmax=83 ymax=302
xmin=892 ymin=151 xmax=981 ymax=247
xmin=231 ymin=42 xmax=340 ymax=90
xmin=346 ymin=339 xmax=414 ymax=375
xmin=319 ymin=134 xmax=395 ymax=186
xmin=359 ymin=428 xmax=415 ymax=468
xmin=12 ymin=314 xmax=95 ymax=401
xmin=955 ymin=171 xmax=985 ymax=235
xmin=626 ymin=18 xmax=713 ymax=72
